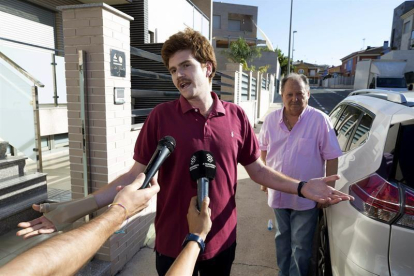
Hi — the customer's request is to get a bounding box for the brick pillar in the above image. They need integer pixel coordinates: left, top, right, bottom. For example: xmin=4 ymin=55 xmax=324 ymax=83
xmin=59 ymin=3 xmax=156 ymax=275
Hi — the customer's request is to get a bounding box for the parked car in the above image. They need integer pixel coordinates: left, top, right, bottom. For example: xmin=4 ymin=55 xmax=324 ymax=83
xmin=314 ymin=89 xmax=414 ymax=276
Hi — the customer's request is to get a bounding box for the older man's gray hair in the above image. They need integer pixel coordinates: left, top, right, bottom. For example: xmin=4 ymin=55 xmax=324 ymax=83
xmin=281 ymin=73 xmax=310 ymax=93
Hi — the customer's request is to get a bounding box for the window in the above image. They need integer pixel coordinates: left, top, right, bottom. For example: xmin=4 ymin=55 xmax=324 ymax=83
xmin=228 ymin=19 xmax=241 ymax=31
xmin=298 ymin=69 xmax=304 ymax=74
xmin=346 ymin=59 xmax=353 ymax=72
xmin=309 ymin=70 xmax=316 ymax=77
xmin=411 ymin=30 xmax=414 ymax=40
xmin=349 ymin=114 xmax=373 ymax=150
xmin=378 ymin=122 xmax=414 ymax=189
xmin=334 ymin=106 xmax=362 ymax=152
xmin=404 ymin=21 xmax=411 ymax=34
xmin=330 ymin=105 xmax=345 ymax=127
xmin=213 ymin=15 xmax=221 ymax=29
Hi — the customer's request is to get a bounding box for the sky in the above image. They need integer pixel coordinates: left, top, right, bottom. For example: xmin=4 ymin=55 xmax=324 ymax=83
xmin=215 ymin=0 xmax=409 ymax=66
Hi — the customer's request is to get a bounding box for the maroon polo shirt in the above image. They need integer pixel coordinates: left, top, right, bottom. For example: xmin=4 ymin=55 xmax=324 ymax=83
xmin=133 ymin=92 xmax=260 ymax=260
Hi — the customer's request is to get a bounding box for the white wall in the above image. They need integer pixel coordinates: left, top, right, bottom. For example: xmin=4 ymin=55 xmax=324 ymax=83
xmin=148 ymin=0 xmax=210 ymax=43
xmin=381 ymin=50 xmax=414 ymax=73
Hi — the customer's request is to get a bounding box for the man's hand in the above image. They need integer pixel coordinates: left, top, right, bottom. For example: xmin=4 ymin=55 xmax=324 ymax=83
xmin=260 ymin=185 xmax=268 ymax=194
xmin=187 ymin=196 xmax=211 ymax=240
xmin=317 ymin=202 xmax=330 ymax=209
xmin=303 ymin=175 xmax=354 ymax=204
xmin=112 ymin=173 xmax=160 ymax=218
xmin=16 ymin=206 xmax=57 ymax=239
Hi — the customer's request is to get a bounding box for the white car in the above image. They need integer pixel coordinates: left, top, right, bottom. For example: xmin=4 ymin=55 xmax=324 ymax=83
xmin=315 ymin=89 xmax=414 ymax=276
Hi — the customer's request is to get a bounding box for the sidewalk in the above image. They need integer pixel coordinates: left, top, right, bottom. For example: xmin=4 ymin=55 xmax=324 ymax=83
xmin=118 ymin=97 xmax=284 ymax=276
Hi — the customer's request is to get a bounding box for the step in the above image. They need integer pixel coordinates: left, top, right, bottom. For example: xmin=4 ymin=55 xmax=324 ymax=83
xmin=0 ymin=174 xmax=47 ymax=221
xmin=0 ymin=156 xmax=26 ymax=181
xmin=0 ymin=194 xmax=47 ymax=235
xmin=0 ymin=173 xmax=47 ymax=197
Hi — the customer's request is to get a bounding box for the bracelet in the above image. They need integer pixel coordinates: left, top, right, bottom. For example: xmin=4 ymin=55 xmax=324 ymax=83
xmin=108 ymin=203 xmax=129 ymax=234
xmin=297 ymin=181 xmax=307 ymax=198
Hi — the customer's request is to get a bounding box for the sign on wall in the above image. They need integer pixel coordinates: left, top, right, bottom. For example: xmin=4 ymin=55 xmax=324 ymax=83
xmin=110 ymin=49 xmax=126 ymax=77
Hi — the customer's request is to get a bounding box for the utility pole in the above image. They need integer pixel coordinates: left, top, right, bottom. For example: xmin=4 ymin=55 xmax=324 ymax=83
xmin=287 ymin=0 xmax=293 ymax=74
xmin=292 ymin=30 xmax=297 ymax=72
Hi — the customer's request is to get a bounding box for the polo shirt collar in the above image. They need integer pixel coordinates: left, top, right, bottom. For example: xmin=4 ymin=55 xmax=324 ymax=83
xmin=179 ymin=92 xmax=226 ymax=116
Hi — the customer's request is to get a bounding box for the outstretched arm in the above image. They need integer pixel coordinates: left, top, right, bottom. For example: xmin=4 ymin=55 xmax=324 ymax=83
xmin=245 ymin=158 xmax=353 ymax=204
xmin=16 ymin=161 xmax=147 ymax=239
xmin=3 ymin=173 xmax=159 ymax=276
xmin=166 ymin=196 xmax=212 ymax=276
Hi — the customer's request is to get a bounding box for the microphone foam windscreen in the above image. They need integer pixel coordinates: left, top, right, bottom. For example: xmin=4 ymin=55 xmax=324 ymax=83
xmin=159 ymin=136 xmax=176 ymax=153
xmin=189 ymin=150 xmax=216 ymax=181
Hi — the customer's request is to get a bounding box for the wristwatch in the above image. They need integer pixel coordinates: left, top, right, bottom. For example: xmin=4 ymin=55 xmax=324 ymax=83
xmin=297 ymin=181 xmax=307 ymax=198
xmin=182 ymin=233 xmax=205 ymax=253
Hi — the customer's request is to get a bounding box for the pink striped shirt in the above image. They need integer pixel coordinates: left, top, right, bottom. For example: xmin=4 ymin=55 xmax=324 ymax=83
xmin=259 ymin=105 xmax=342 ymax=210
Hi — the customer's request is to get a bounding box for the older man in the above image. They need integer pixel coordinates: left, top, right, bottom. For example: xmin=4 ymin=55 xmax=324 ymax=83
xmin=259 ymin=73 xmax=342 ymax=276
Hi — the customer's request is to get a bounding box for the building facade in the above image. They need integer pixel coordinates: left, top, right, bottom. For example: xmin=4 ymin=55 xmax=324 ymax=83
xmin=390 ymin=1 xmax=414 ymax=50
xmin=340 ymin=45 xmax=386 ymax=77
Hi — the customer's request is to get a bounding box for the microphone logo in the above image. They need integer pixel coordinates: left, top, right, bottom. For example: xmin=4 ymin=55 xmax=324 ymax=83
xmin=191 ymin=155 xmax=196 ymax=165
xmin=206 ymin=154 xmax=213 ymax=163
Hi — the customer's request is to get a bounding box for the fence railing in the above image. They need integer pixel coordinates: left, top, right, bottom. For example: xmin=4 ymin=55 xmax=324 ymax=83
xmin=322 ymin=75 xmax=355 ymax=88
xmin=130 ymin=46 xmax=235 ymax=129
xmin=241 ymin=73 xmax=249 ymax=101
xmin=0 ymin=51 xmax=43 ymax=171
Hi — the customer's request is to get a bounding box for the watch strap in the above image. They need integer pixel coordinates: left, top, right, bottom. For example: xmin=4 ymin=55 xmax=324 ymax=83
xmin=297 ymin=181 xmax=307 ymax=198
xmin=182 ymin=233 xmax=205 ymax=253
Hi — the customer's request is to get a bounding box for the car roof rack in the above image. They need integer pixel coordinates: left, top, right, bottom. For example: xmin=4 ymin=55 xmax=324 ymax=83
xmin=349 ymin=90 xmax=407 ymax=104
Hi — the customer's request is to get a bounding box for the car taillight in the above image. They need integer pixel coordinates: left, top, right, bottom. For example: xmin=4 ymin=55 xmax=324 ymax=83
xmin=349 ymin=173 xmax=400 ymax=223
xmin=395 ymin=188 xmax=414 ymax=229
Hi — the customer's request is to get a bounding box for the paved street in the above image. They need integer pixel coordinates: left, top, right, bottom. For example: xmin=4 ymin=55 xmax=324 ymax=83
xmin=308 ymin=88 xmax=352 ymax=114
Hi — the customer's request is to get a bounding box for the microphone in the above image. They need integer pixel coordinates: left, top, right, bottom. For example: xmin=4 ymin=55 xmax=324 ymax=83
xmin=139 ymin=136 xmax=176 ymax=189
xmin=189 ymin=150 xmax=216 ymax=210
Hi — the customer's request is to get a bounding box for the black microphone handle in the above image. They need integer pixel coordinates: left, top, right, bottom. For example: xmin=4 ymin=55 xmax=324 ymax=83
xmin=139 ymin=147 xmax=171 ymax=189
xmin=197 ymin=177 xmax=209 ymax=211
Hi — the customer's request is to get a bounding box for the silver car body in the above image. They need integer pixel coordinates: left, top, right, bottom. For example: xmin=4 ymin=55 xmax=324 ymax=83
xmin=326 ymin=90 xmax=414 ymax=276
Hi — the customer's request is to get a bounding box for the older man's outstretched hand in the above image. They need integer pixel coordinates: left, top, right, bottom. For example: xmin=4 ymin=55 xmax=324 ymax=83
xmin=302 ymin=175 xmax=354 ymax=204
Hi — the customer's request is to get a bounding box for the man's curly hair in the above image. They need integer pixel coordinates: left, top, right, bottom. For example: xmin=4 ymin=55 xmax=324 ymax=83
xmin=161 ymin=28 xmax=217 ymax=81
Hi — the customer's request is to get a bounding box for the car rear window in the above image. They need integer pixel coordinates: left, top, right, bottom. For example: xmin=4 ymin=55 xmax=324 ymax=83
xmin=378 ymin=122 xmax=414 ymax=189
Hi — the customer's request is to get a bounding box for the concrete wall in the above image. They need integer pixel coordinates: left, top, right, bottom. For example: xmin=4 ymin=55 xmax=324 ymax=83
xmin=39 ymin=107 xmax=68 ymax=136
xmin=251 ymin=51 xmax=279 ymax=76
xmin=60 ymin=4 xmax=155 ymax=274
xmin=381 ymin=50 xmax=414 ymax=73
xmin=213 ymin=2 xmax=257 ymax=40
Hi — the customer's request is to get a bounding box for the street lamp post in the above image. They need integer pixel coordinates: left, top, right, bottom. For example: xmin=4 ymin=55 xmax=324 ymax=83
xmin=287 ymin=0 xmax=293 ymax=74
xmin=292 ymin=30 xmax=297 ymax=72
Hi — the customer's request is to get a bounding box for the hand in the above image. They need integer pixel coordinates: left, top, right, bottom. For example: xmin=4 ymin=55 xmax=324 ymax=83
xmin=113 ymin=173 xmax=160 ymax=218
xmin=317 ymin=202 xmax=331 ymax=209
xmin=16 ymin=205 xmax=57 ymax=239
xmin=302 ymin=175 xmax=354 ymax=204
xmin=260 ymin=185 xmax=268 ymax=194
xmin=187 ymin=196 xmax=212 ymax=240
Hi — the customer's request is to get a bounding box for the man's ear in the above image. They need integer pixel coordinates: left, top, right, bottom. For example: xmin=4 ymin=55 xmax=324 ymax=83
xmin=205 ymin=61 xmax=213 ymax=77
